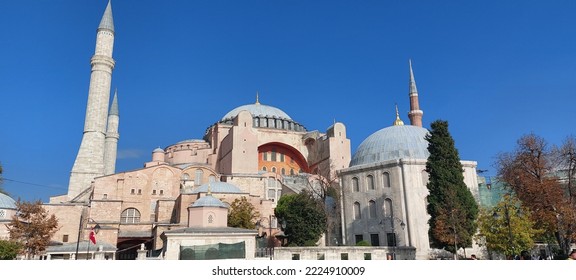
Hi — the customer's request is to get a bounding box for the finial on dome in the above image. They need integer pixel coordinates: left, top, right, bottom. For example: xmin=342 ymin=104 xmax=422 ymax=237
xmin=255 ymin=91 xmax=260 ymax=105
xmin=393 ymin=104 xmax=404 ymax=126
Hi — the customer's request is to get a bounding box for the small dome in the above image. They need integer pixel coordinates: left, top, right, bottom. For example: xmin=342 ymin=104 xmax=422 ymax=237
xmin=221 ymin=103 xmax=292 ymax=122
xmin=191 ymin=182 xmax=243 ymax=194
xmin=153 ymin=147 xmax=164 ymax=153
xmin=0 ymin=193 xmax=17 ymax=209
xmin=191 ymin=195 xmax=228 ymax=208
xmin=350 ymin=125 xmax=430 ymax=166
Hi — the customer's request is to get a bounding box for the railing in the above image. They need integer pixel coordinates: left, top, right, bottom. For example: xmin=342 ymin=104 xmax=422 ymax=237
xmin=255 ymin=247 xmax=275 ymax=258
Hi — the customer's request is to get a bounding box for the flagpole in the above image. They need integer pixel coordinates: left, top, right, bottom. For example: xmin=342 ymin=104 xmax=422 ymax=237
xmin=85 ymin=219 xmax=101 ymax=260
xmin=75 ymin=211 xmax=84 ymax=260
xmin=86 ymin=238 xmax=90 ymax=260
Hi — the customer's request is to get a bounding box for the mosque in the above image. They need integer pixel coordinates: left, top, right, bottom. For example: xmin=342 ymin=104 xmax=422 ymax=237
xmin=22 ymin=1 xmax=482 ymax=260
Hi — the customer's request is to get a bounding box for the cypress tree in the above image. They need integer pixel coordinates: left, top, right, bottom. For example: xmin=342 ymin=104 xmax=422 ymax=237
xmin=425 ymin=120 xmax=478 ymax=254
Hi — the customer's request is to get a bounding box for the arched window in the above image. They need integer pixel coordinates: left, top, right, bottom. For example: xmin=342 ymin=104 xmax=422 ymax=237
xmin=354 ymin=202 xmax=361 ymax=220
xmin=383 ymin=198 xmax=392 ymax=217
xmin=290 ymin=169 xmax=295 ymax=175
xmin=352 ymin=177 xmax=359 ymax=192
xmin=209 ymin=175 xmax=216 ymax=182
xmin=120 ymin=208 xmax=141 ymax=224
xmin=195 ymin=169 xmax=204 ymax=186
xmin=367 ymin=175 xmax=375 ymax=190
xmin=281 ymin=168 xmax=286 ymax=175
xmin=272 ymin=167 xmax=276 ymax=173
xmin=382 ymin=172 xmax=391 ymax=188
xmin=369 ymin=200 xmax=377 ymax=219
xmin=262 ymin=167 xmax=267 ymax=172
xmin=181 ymin=173 xmax=190 ymax=181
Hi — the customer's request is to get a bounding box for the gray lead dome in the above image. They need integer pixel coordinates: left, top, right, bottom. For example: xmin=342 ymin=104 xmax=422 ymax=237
xmin=219 ymin=103 xmax=306 ymax=132
xmin=191 ymin=195 xmax=228 ymax=208
xmin=191 ymin=182 xmax=243 ymax=194
xmin=0 ymin=193 xmax=16 ymax=209
xmin=221 ymin=103 xmax=292 ymax=121
xmin=350 ymin=125 xmax=430 ymax=166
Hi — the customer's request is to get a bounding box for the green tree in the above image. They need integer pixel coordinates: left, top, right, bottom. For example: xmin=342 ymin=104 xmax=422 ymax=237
xmin=0 ymin=239 xmax=22 ymax=260
xmin=425 ymin=120 xmax=479 ymax=256
xmin=227 ymin=196 xmax=260 ymax=229
xmin=274 ymin=190 xmax=327 ymax=246
xmin=8 ymin=200 xmax=58 ymax=259
xmin=476 ymin=194 xmax=542 ymax=259
xmin=307 ymin=162 xmax=342 ymax=246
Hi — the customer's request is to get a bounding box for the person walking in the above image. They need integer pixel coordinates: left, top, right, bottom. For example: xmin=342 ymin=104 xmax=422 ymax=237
xmin=567 ymin=249 xmax=576 ymax=260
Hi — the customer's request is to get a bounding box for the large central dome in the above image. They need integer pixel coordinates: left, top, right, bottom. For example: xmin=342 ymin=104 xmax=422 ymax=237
xmin=221 ymin=103 xmax=292 ymax=122
xmin=350 ymin=125 xmax=430 ymax=167
xmin=218 ymin=100 xmax=306 ymax=132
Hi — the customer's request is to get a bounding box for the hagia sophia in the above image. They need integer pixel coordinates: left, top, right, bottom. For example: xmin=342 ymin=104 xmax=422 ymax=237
xmin=0 ymin=1 xmax=484 ymax=260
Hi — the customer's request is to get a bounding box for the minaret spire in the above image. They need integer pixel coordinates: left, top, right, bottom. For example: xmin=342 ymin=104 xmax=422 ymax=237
xmin=104 ymin=89 xmax=120 ymax=175
xmin=407 ymin=59 xmax=423 ymax=127
xmin=68 ymin=1 xmax=116 ymax=199
xmin=109 ymin=88 xmax=119 ymax=116
xmin=255 ymin=91 xmax=260 ymax=105
xmin=99 ymin=0 xmax=114 ymax=33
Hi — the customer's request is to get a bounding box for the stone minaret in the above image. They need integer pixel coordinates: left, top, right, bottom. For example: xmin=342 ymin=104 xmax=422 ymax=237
xmin=104 ymin=89 xmax=119 ymax=175
xmin=407 ymin=59 xmax=423 ymax=127
xmin=68 ymin=1 xmax=115 ymax=199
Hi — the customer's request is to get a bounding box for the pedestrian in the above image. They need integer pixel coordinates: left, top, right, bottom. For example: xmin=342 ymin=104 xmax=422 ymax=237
xmin=520 ymin=250 xmax=531 ymax=260
xmin=470 ymin=254 xmax=478 ymax=260
xmin=567 ymin=249 xmax=576 ymax=260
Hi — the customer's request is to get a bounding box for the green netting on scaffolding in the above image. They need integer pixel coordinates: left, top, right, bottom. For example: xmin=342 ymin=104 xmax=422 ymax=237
xmin=179 ymin=241 xmax=246 ymax=260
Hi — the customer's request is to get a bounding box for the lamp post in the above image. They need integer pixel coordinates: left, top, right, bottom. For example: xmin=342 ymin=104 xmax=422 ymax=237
xmin=381 ymin=216 xmax=406 ymax=260
xmin=75 ymin=215 xmax=101 ymax=260
xmin=86 ymin=219 xmax=101 ymax=260
xmin=256 ymin=215 xmax=274 ymax=260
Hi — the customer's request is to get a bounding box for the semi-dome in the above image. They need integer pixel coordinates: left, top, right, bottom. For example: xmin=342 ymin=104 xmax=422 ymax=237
xmin=350 ymin=125 xmax=430 ymax=167
xmin=191 ymin=195 xmax=228 ymax=208
xmin=191 ymin=182 xmax=243 ymax=194
xmin=221 ymin=103 xmax=292 ymax=122
xmin=0 ymin=193 xmax=17 ymax=209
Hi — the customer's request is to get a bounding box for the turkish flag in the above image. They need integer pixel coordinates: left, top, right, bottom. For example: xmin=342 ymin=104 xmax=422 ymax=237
xmin=89 ymin=230 xmax=96 ymax=244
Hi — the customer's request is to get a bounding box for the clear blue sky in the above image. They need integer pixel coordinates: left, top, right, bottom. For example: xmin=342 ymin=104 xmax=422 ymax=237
xmin=1 ymin=0 xmax=575 ymax=202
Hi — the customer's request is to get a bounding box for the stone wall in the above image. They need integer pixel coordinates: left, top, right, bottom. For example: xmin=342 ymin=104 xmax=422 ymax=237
xmin=274 ymin=246 xmax=416 ymax=260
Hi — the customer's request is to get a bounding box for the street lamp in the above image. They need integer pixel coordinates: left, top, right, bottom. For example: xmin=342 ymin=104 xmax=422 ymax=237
xmin=256 ymin=215 xmax=274 ymax=259
xmin=380 ymin=216 xmax=406 ymax=260
xmin=86 ymin=219 xmax=101 ymax=260
xmin=75 ymin=215 xmax=101 ymax=260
